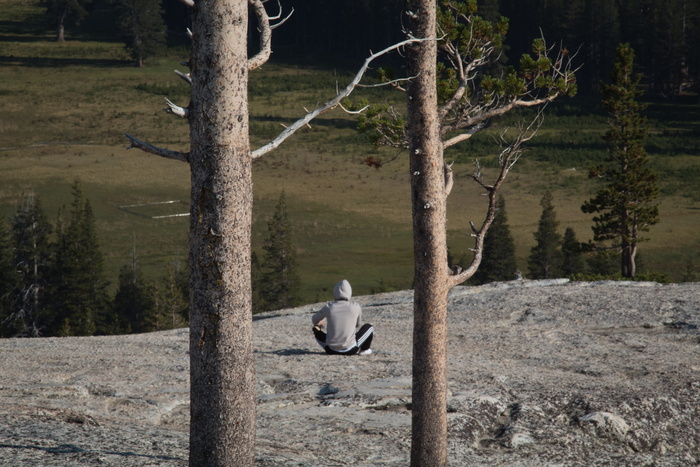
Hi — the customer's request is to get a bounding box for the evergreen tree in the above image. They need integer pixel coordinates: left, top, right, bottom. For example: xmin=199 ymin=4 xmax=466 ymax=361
xmin=152 ymin=258 xmax=188 ymax=330
xmin=44 ymin=0 xmax=91 ymax=42
xmin=115 ymin=0 xmax=166 ymax=67
xmin=586 ymin=248 xmax=619 ymax=277
xmin=471 ymin=197 xmax=517 ymax=285
xmin=48 ymin=180 xmax=109 ymax=336
xmin=681 ymin=255 xmax=698 ymax=283
xmin=581 ymin=43 xmax=659 ymax=278
xmin=8 ymin=195 xmax=53 ymax=336
xmin=637 ymin=0 xmax=697 ymax=99
xmin=112 ymin=247 xmax=156 ymax=334
xmin=258 ymin=192 xmax=302 ymax=310
xmin=561 ymin=227 xmax=587 ymax=277
xmin=527 ymin=191 xmax=563 ymax=279
xmin=0 ymin=227 xmax=17 ymax=337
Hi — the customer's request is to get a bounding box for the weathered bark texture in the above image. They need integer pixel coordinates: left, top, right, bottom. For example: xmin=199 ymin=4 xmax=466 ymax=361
xmin=406 ymin=1 xmax=450 ymax=466
xmin=188 ymin=0 xmax=255 ymax=465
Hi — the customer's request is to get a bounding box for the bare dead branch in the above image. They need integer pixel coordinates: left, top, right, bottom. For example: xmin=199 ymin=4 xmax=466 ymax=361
xmin=252 ymin=37 xmax=428 ymax=159
xmin=337 ymin=100 xmax=370 ymax=115
xmin=441 ymin=95 xmax=553 ymax=143
xmin=267 ymin=0 xmax=294 ymax=30
xmin=444 ymin=162 xmax=454 ymax=196
xmin=248 ymin=0 xmax=293 ymax=70
xmin=124 ymin=133 xmax=189 ymax=163
xmin=164 ymin=98 xmax=189 ymax=118
xmin=245 ymin=1 xmax=293 ymax=69
xmin=448 ymin=109 xmax=545 ymax=287
xmin=357 ymin=74 xmax=418 ymax=92
xmin=248 ymin=0 xmax=273 ymax=71
xmin=174 ymin=69 xmax=192 ymax=86
xmin=442 ymin=120 xmax=488 ymax=148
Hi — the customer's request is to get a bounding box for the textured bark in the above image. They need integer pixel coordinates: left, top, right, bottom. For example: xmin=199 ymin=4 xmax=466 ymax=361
xmin=188 ymin=0 xmax=255 ymax=465
xmin=407 ymin=1 xmax=450 ymax=466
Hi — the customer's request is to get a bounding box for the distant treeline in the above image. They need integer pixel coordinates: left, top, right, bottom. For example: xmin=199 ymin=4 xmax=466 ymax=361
xmin=68 ymin=0 xmax=700 ymax=98
xmin=0 ymin=180 xmax=189 ymax=338
xmin=0 ymin=185 xmax=299 ymax=338
xmin=270 ymin=0 xmax=700 ymax=98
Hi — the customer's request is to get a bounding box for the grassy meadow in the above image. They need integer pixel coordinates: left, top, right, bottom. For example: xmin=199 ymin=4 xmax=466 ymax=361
xmin=1 ymin=1 xmax=699 ymax=303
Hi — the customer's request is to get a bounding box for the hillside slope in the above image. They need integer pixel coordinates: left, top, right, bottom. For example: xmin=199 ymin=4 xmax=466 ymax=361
xmin=0 ymin=280 xmax=698 ymax=466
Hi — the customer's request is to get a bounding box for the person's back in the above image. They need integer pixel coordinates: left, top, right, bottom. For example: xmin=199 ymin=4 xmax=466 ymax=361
xmin=322 ymin=299 xmax=361 ymax=350
xmin=312 ymin=280 xmax=373 ymax=355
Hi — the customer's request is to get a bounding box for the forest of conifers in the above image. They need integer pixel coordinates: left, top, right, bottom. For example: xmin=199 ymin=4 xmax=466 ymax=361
xmin=76 ymin=0 xmax=700 ymax=98
xmin=4 ymin=0 xmax=697 ymax=338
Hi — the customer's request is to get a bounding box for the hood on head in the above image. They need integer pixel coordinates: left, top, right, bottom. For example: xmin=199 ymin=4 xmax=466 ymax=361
xmin=333 ymin=279 xmax=352 ymax=301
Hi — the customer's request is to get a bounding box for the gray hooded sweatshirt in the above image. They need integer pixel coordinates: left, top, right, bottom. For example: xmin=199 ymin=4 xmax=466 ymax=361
xmin=312 ymin=280 xmax=362 ymax=351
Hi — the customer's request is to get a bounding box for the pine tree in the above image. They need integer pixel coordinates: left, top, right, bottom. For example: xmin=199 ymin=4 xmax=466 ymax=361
xmin=112 ymin=248 xmax=156 ymax=334
xmin=115 ymin=0 xmax=166 ymax=67
xmin=527 ymin=191 xmax=563 ymax=279
xmin=471 ymin=197 xmax=517 ymax=285
xmin=561 ymin=227 xmax=587 ymax=277
xmin=258 ymin=192 xmax=302 ymax=310
xmin=581 ymin=43 xmax=659 ymax=278
xmin=152 ymin=258 xmax=188 ymax=331
xmin=0 ymin=227 xmax=17 ymax=337
xmin=48 ymin=180 xmax=109 ymax=336
xmin=8 ymin=194 xmax=53 ymax=336
xmin=681 ymin=255 xmax=698 ymax=283
xmin=586 ymin=249 xmax=620 ymax=277
xmin=44 ymin=0 xmax=91 ymax=42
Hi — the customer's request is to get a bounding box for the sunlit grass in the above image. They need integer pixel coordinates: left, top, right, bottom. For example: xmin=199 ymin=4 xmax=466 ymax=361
xmin=1 ymin=1 xmax=698 ymax=301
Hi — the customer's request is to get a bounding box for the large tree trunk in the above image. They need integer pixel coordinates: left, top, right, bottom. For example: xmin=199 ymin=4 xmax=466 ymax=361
xmin=407 ymin=1 xmax=450 ymax=466
xmin=188 ymin=1 xmax=256 ymax=465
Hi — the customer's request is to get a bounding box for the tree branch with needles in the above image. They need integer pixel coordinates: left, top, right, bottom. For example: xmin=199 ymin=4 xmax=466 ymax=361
xmin=355 ymin=12 xmax=579 ymax=155
xmin=448 ymin=110 xmax=544 ymax=287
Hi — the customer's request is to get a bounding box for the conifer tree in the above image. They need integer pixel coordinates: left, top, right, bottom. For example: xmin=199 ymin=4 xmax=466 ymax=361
xmin=113 ymin=248 xmax=156 ymax=334
xmin=259 ymin=191 xmax=302 ymax=310
xmin=586 ymin=249 xmax=619 ymax=277
xmin=153 ymin=259 xmax=188 ymax=330
xmin=0 ymin=227 xmax=17 ymax=337
xmin=8 ymin=194 xmax=53 ymax=336
xmin=561 ymin=227 xmax=587 ymax=277
xmin=49 ymin=180 xmax=109 ymax=336
xmin=44 ymin=0 xmax=90 ymax=42
xmin=582 ymin=43 xmax=659 ymax=278
xmin=471 ymin=197 xmax=517 ymax=284
xmin=527 ymin=191 xmax=563 ymax=279
xmin=115 ymin=0 xmax=166 ymax=67
xmin=681 ymin=255 xmax=698 ymax=283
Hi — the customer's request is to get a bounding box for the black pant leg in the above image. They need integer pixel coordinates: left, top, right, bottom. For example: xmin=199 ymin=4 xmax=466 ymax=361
xmin=356 ymin=323 xmax=374 ymax=351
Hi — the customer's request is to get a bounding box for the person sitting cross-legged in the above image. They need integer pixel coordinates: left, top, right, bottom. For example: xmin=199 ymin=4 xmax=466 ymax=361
xmin=312 ymin=279 xmax=373 ymax=356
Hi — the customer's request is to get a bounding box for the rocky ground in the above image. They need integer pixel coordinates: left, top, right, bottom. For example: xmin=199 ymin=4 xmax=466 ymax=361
xmin=0 ymin=279 xmax=698 ymax=466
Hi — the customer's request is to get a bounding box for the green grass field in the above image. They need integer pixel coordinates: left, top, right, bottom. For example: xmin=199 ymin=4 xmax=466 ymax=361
xmin=1 ymin=1 xmax=699 ymax=302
